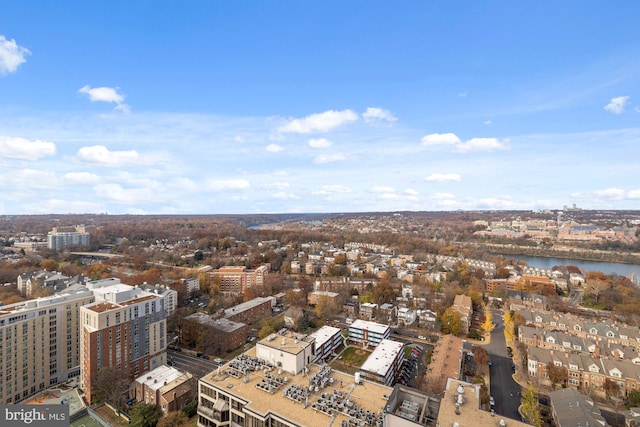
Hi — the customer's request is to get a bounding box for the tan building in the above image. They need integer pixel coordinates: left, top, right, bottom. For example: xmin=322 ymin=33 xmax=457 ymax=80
xmin=307 ymin=290 xmax=340 ymax=306
xmin=208 ymin=265 xmax=269 ymax=295
xmin=197 ymin=336 xmax=391 ymax=427
xmin=437 ymin=378 xmax=530 ymax=427
xmin=425 ymin=334 xmax=464 ymax=396
xmin=80 ymin=282 xmax=167 ymax=405
xmin=452 ymin=294 xmax=473 ymax=334
xmin=0 ymin=285 xmax=95 ymax=403
xmin=134 ymin=365 xmax=195 ymax=414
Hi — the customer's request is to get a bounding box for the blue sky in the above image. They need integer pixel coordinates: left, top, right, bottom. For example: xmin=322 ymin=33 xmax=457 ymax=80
xmin=1 ymin=1 xmax=639 ymax=215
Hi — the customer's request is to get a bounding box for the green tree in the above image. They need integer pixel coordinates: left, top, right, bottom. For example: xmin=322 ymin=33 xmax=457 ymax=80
xmin=440 ymin=307 xmax=462 ymax=335
xmin=520 ymin=385 xmax=542 ymax=427
xmin=129 ymin=402 xmax=161 ymax=427
xmin=181 ymin=400 xmax=198 ymax=417
xmin=626 ymin=389 xmax=640 ymax=408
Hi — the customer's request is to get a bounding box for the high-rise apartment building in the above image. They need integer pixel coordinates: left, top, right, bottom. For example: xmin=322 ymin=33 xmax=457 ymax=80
xmin=208 ymin=265 xmax=269 ymax=295
xmin=47 ymin=225 xmax=90 ymax=250
xmin=0 ymin=285 xmax=95 ymax=403
xmin=80 ymin=281 xmax=167 ymax=404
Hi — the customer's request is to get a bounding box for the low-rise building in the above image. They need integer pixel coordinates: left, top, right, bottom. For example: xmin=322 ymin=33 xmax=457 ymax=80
xmin=307 ymin=290 xmax=340 ymax=306
xmin=182 ymin=312 xmax=248 ymax=354
xmin=308 ymin=325 xmax=342 ymax=362
xmin=425 ymin=334 xmax=464 ymax=396
xmin=348 ymin=319 xmax=390 ymax=347
xmin=360 ymin=302 xmax=378 ymax=320
xmin=549 ymin=387 xmax=609 ymax=427
xmin=359 ymin=339 xmax=404 ymax=386
xmin=452 ymin=294 xmax=473 ymax=335
xmin=134 ymin=365 xmax=195 ymax=414
xmin=224 ymin=296 xmax=273 ymax=325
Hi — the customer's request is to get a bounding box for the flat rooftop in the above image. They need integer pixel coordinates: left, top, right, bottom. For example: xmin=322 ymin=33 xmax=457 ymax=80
xmin=85 ymin=301 xmax=120 ymax=313
xmin=360 ymin=339 xmax=404 ymax=377
xmin=437 ymin=378 xmax=530 ymax=427
xmin=258 ymin=330 xmax=314 ymax=355
xmin=308 ymin=325 xmax=341 ymax=348
xmin=200 ymin=347 xmax=392 ymax=427
xmin=350 ymin=319 xmax=390 ymax=335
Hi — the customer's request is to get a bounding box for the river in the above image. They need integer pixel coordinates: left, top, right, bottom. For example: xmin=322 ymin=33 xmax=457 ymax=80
xmin=511 ymin=255 xmax=640 ymax=282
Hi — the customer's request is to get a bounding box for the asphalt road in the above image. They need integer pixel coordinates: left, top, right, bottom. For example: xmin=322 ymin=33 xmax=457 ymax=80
xmin=485 ymin=309 xmax=523 ymax=420
xmin=168 ymin=349 xmax=219 ymax=379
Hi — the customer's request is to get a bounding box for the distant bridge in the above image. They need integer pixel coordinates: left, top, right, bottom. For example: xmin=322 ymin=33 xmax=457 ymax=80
xmin=69 ymin=251 xmax=124 ymax=259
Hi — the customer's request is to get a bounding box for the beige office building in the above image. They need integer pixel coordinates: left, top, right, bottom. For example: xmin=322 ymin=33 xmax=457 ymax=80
xmin=0 ymin=285 xmax=95 ymax=403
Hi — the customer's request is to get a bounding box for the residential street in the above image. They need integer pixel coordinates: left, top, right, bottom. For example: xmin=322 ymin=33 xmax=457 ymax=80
xmin=485 ymin=309 xmax=523 ymax=420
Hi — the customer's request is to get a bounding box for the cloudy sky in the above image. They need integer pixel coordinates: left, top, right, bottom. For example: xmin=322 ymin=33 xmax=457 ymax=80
xmin=1 ymin=2 xmax=639 ymax=214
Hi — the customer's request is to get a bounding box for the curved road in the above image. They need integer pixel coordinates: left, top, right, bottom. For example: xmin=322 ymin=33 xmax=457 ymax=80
xmin=484 ymin=309 xmax=523 ymax=420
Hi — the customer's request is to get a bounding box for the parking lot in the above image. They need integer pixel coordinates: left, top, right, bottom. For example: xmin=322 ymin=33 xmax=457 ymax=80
xmin=168 ymin=348 xmax=220 ymax=379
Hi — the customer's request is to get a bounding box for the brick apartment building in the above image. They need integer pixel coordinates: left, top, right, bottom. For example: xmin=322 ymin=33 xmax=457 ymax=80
xmin=208 ymin=265 xmax=269 ymax=295
xmin=80 ymin=282 xmax=167 ymax=404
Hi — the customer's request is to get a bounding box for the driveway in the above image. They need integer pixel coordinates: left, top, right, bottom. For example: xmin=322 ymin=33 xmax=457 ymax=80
xmin=484 ymin=309 xmax=523 ymax=420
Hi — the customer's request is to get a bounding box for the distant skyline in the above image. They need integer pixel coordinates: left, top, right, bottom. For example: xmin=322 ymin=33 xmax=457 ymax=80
xmin=1 ymin=2 xmax=639 ymax=215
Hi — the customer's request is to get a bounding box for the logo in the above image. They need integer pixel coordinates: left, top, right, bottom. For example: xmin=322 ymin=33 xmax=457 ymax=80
xmin=1 ymin=405 xmax=68 ymax=426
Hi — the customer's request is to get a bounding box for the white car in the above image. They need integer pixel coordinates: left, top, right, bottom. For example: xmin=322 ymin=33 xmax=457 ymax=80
xmin=490 ymin=396 xmax=495 ymax=406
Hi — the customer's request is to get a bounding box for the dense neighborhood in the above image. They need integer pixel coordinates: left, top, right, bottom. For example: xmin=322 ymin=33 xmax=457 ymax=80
xmin=1 ymin=210 xmax=640 ymax=426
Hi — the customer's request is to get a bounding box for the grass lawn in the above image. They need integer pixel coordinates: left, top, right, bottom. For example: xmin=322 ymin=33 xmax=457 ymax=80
xmin=330 ymin=346 xmax=371 ymax=374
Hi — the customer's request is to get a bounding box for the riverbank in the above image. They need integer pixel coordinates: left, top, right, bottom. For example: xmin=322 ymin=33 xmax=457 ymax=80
xmin=462 ymin=242 xmax=640 ymax=265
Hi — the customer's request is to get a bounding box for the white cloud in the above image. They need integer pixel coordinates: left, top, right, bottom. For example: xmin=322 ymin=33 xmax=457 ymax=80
xmin=571 ymin=188 xmax=626 ymax=200
xmin=78 ymin=85 xmax=131 ymax=113
xmin=273 ymin=192 xmax=299 ymax=199
xmin=362 ymin=107 xmax=396 ymax=123
xmin=273 ymin=170 xmax=289 ymax=176
xmin=204 ymin=179 xmax=250 ymax=192
xmin=0 ymin=35 xmax=30 ymax=75
xmin=635 ymin=107 xmax=640 ymax=113
xmin=63 ymin=172 xmax=101 ymax=185
xmin=421 ymin=132 xmax=461 ymax=147
xmin=277 ymin=109 xmax=358 ymax=133
xmin=426 ymin=173 xmax=461 ymax=182
xmin=0 ymin=136 xmax=56 ymax=160
xmin=262 ymin=182 xmax=290 ymax=190
xmin=308 ymin=138 xmax=332 ymax=148
xmin=475 ymin=198 xmax=519 ymax=209
xmin=14 ymin=169 xmax=57 ymax=188
xmin=93 ymin=183 xmax=163 ymax=204
xmin=458 ymin=92 xmax=468 ymax=98
xmin=404 ymin=188 xmax=418 ymax=196
xmin=628 ymin=190 xmax=640 ymax=199
xmin=314 ymin=153 xmax=347 ymax=164
xmin=312 ymin=185 xmax=351 ymax=196
xmin=369 ymin=186 xmax=395 ymax=193
xmin=430 ymin=193 xmax=455 ymax=200
xmin=76 ymin=145 xmax=146 ymax=166
xmin=455 ymin=137 xmax=508 ymax=153
xmin=593 ymin=188 xmax=625 ymax=199
xmin=266 ymin=143 xmax=284 ymax=152
xmin=604 ymin=96 xmax=630 ymax=114
xmin=483 ymin=120 xmax=492 ymax=125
